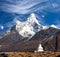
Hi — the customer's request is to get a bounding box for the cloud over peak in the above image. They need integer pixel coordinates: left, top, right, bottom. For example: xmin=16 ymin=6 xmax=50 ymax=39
xmin=0 ymin=0 xmax=50 ymax=14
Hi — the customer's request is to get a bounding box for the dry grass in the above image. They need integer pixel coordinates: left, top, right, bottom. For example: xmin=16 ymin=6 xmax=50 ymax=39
xmin=0 ymin=52 xmax=60 ymax=57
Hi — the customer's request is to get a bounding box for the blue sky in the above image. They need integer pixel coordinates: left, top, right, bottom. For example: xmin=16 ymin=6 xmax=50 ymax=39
xmin=0 ymin=0 xmax=60 ymax=33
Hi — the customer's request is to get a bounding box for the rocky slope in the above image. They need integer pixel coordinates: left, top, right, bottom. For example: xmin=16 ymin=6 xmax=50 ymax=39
xmin=0 ymin=26 xmax=60 ymax=52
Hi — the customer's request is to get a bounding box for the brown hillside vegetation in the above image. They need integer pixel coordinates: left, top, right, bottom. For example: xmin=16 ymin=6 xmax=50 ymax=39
xmin=0 ymin=52 xmax=60 ymax=57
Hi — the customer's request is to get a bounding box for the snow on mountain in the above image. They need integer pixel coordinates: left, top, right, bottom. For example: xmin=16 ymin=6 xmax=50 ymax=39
xmin=42 ymin=26 xmax=49 ymax=30
xmin=50 ymin=24 xmax=58 ymax=29
xmin=16 ymin=13 xmax=43 ymax=39
xmin=27 ymin=13 xmax=40 ymax=25
xmin=42 ymin=24 xmax=60 ymax=30
xmin=27 ymin=13 xmax=42 ymax=32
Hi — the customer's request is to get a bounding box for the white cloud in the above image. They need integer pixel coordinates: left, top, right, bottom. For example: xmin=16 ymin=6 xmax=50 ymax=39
xmin=0 ymin=25 xmax=4 ymax=30
xmin=0 ymin=0 xmax=49 ymax=14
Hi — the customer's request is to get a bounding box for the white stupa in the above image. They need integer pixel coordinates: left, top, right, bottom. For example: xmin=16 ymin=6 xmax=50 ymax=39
xmin=37 ymin=44 xmax=44 ymax=52
xmin=34 ymin=43 xmax=44 ymax=52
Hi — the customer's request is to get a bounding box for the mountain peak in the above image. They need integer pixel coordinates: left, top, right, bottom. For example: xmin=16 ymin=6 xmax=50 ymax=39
xmin=27 ymin=13 xmax=40 ymax=25
xmin=15 ymin=13 xmax=42 ymax=39
xmin=50 ymin=24 xmax=58 ymax=29
xmin=30 ymin=13 xmax=36 ymax=18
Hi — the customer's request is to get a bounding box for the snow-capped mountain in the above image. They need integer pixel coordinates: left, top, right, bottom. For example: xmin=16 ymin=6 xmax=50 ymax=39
xmin=42 ymin=24 xmax=60 ymax=30
xmin=16 ymin=13 xmax=43 ymax=39
xmin=0 ymin=13 xmax=59 ymax=39
xmin=50 ymin=24 xmax=58 ymax=29
xmin=0 ymin=13 xmax=60 ymax=52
